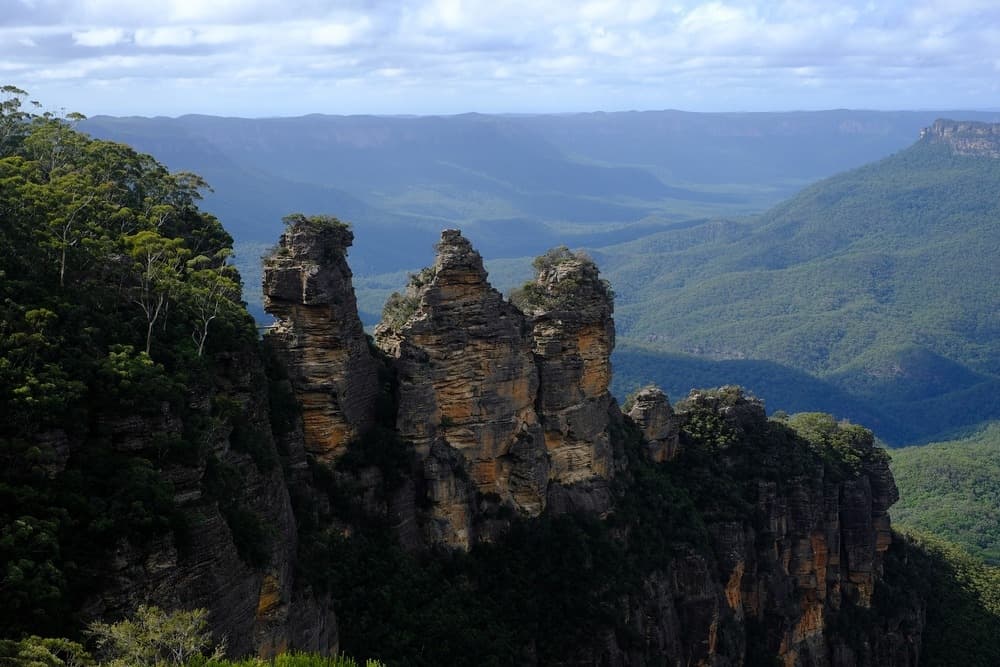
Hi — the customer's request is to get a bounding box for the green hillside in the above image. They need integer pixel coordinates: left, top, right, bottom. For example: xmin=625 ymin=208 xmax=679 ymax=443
xmin=0 ymin=88 xmax=255 ymax=636
xmin=603 ymin=131 xmax=1000 ymax=444
xmin=891 ymin=423 xmax=1000 ymax=564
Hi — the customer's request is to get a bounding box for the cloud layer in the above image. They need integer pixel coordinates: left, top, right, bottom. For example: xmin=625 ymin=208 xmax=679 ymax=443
xmin=2 ymin=0 xmax=999 ymax=116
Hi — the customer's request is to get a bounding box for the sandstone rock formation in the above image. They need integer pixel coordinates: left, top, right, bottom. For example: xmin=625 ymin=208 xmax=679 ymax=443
xmin=920 ymin=118 xmax=1000 ymax=158
xmin=375 ymin=230 xmax=548 ymax=547
xmin=515 ymin=247 xmax=616 ymax=492
xmin=256 ymin=225 xmax=921 ymax=663
xmin=263 ymin=215 xmax=379 ymax=463
xmin=626 ymin=385 xmax=680 ymax=462
xmin=81 ymin=347 xmax=335 ymax=658
xmin=654 ymin=388 xmax=918 ymax=666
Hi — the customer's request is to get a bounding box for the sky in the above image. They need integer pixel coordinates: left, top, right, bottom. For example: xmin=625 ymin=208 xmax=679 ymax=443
xmin=2 ymin=0 xmax=1000 ymax=117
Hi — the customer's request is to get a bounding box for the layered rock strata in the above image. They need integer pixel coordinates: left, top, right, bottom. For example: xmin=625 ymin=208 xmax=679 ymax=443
xmin=82 ymin=348 xmax=335 ymax=658
xmin=661 ymin=389 xmax=914 ymax=666
xmin=517 ymin=247 xmax=616 ymax=490
xmin=921 ymin=118 xmax=1000 ymax=158
xmin=263 ymin=217 xmax=379 ymax=463
xmin=375 ymin=230 xmax=548 ymax=547
xmin=626 ymin=385 xmax=680 ymax=462
xmin=264 ymin=225 xmax=919 ymax=663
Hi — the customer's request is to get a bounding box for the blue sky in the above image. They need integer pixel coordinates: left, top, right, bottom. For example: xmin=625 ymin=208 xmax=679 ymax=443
xmin=2 ymin=0 xmax=1000 ymax=117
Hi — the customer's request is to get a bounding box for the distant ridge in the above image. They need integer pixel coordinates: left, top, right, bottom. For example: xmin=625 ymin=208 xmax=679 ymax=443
xmin=607 ymin=121 xmax=1000 ymax=444
xmin=921 ymin=118 xmax=1000 ymax=157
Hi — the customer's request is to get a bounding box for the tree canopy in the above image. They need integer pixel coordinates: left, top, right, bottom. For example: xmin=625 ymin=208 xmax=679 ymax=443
xmin=0 ymin=88 xmax=253 ymax=637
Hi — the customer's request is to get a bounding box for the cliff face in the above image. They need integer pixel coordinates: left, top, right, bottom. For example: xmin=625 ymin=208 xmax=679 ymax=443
xmin=920 ymin=119 xmax=1000 ymax=158
xmin=265 ymin=225 xmax=922 ymax=665
xmin=517 ymin=247 xmax=617 ymax=510
xmin=73 ymin=222 xmax=921 ymax=664
xmin=627 ymin=385 xmax=680 ymax=463
xmin=262 ymin=217 xmax=379 ymax=464
xmin=576 ymin=390 xmax=919 ymax=667
xmin=367 ymin=232 xmax=623 ymax=547
xmin=80 ymin=347 xmax=335 ymax=658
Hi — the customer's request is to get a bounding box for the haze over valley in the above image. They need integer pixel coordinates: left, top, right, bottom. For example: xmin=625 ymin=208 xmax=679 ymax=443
xmin=83 ymin=110 xmax=1000 ymax=445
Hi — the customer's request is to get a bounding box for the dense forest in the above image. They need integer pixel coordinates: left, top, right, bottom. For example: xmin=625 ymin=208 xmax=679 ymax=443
xmin=0 ymin=85 xmax=254 ymax=636
xmin=891 ymin=423 xmax=1000 ymax=564
xmin=605 ymin=136 xmax=1000 ymax=444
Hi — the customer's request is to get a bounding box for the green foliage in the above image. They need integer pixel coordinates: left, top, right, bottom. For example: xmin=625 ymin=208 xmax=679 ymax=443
xmin=228 ymin=416 xmax=278 ymax=473
xmin=0 ymin=635 xmax=94 ymax=666
xmin=509 ymin=245 xmax=609 ymax=313
xmin=378 ymin=292 xmax=419 ymax=331
xmin=378 ymin=267 xmax=436 ymax=331
xmin=203 ymin=457 xmax=273 ymax=568
xmin=667 ymin=387 xmax=886 ymax=519
xmin=879 ymin=529 xmax=1000 ymax=667
xmin=334 ymin=427 xmax=414 ymax=493
xmin=88 ymin=606 xmax=224 ymax=667
xmin=280 ymin=213 xmax=349 ymax=233
xmin=890 ymin=423 xmax=1000 ymax=564
xmin=0 ymin=88 xmax=257 ymax=638
xmin=299 ymin=515 xmax=627 ymax=666
xmin=786 ymin=412 xmax=887 ymax=476
xmin=530 ymin=245 xmax=576 ymax=274
xmin=0 ymin=635 xmax=382 ymax=667
xmin=603 ymin=139 xmax=1000 ymax=444
xmin=189 ymin=654 xmax=383 ymax=666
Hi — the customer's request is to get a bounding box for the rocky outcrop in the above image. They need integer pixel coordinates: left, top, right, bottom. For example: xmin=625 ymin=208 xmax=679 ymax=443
xmin=370 ymin=234 xmax=624 ymax=547
xmin=516 ymin=247 xmax=616 ymax=497
xmin=649 ymin=388 xmax=919 ymax=667
xmin=626 ymin=385 xmax=680 ymax=462
xmin=375 ymin=230 xmax=547 ymax=548
xmin=259 ymin=225 xmax=920 ymax=664
xmin=263 ymin=216 xmax=379 ymax=464
xmin=920 ymin=119 xmax=1000 ymax=158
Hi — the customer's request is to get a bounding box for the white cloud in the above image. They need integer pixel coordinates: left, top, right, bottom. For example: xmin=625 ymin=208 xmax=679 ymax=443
xmin=72 ymin=27 xmax=127 ymax=47
xmin=308 ymin=17 xmax=372 ymax=47
xmin=134 ymin=26 xmax=196 ymax=47
xmin=3 ymin=0 xmax=1000 ymax=115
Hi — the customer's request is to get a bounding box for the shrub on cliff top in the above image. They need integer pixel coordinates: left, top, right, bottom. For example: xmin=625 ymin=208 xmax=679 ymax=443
xmin=280 ymin=213 xmax=349 ymax=233
xmin=510 ymin=245 xmax=610 ymax=312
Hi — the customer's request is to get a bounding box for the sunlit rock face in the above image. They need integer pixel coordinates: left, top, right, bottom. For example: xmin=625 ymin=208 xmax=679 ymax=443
xmin=375 ymin=230 xmax=548 ymax=548
xmin=517 ymin=248 xmax=617 ymax=484
xmin=657 ymin=388 xmax=914 ymax=667
xmin=264 ymin=223 xmax=919 ymax=665
xmin=921 ymin=118 xmax=1000 ymax=157
xmin=263 ymin=217 xmax=378 ymax=464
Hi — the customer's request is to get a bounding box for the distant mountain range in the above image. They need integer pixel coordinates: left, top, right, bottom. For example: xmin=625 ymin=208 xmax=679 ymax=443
xmin=81 ymin=109 xmax=1000 ymax=269
xmin=81 ymin=110 xmax=1000 ymax=445
xmin=607 ymin=120 xmax=1000 ymax=444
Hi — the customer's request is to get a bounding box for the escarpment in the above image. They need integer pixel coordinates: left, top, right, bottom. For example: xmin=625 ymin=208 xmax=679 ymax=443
xmin=662 ymin=390 xmax=917 ymax=666
xmin=365 ymin=231 xmax=624 ymax=546
xmin=265 ymin=222 xmax=921 ymax=665
xmin=262 ymin=215 xmax=379 ymax=463
xmin=76 ymin=347 xmax=335 ymax=659
xmin=35 ymin=219 xmax=922 ymax=664
xmin=920 ymin=118 xmax=1000 ymax=158
xmin=373 ymin=230 xmax=547 ymax=547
